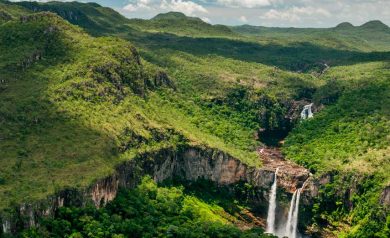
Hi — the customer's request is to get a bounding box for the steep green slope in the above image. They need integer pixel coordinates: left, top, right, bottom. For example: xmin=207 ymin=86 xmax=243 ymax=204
xmin=1 ymin=1 xmax=389 ymax=237
xmin=283 ymin=62 xmax=390 ymax=237
xmin=7 ymin=1 xmax=235 ymax=38
xmin=0 ymin=1 xmax=31 ymax=23
xmin=4 ymin=0 xmax=129 ymax=35
xmin=0 ymin=6 xmax=264 ymax=212
xmin=0 ymin=11 xmax=167 ymax=209
xmin=285 ymin=63 xmax=390 ymax=172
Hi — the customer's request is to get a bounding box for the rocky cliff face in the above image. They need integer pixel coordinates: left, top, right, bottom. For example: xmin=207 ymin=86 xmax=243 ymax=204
xmin=0 ymin=145 xmax=310 ymax=234
xmin=2 ymin=146 xmax=381 ymax=237
xmin=380 ymin=186 xmax=390 ymax=206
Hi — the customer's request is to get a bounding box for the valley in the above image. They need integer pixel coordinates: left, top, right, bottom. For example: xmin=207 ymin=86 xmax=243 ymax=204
xmin=0 ymin=0 xmax=389 ymax=237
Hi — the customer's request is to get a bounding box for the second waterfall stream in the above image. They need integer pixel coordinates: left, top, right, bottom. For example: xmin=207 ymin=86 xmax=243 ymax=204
xmin=285 ymin=188 xmax=302 ymax=238
xmin=285 ymin=180 xmax=308 ymax=238
xmin=266 ymin=167 xmax=306 ymax=238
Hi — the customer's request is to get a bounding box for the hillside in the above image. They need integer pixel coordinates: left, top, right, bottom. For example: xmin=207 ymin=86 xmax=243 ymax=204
xmin=126 ymin=11 xmax=236 ymax=37
xmin=7 ymin=1 xmax=389 ymax=72
xmin=231 ymin=21 xmax=390 ymax=52
xmin=0 ymin=1 xmax=265 ymax=212
xmin=7 ymin=0 xmax=235 ymax=38
xmin=0 ymin=10 xmax=163 ymax=209
xmin=0 ymin=6 xmax=276 ymax=237
xmin=0 ymin=1 xmax=389 ymax=238
xmin=4 ymin=0 xmax=129 ymax=35
xmin=283 ymin=62 xmax=390 ymax=237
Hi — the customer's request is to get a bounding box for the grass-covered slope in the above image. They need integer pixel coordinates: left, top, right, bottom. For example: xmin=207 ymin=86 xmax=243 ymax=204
xmin=0 ymin=1 xmax=31 ymax=24
xmin=7 ymin=1 xmax=235 ymax=38
xmin=6 ymin=1 xmax=389 ymax=72
xmin=4 ymin=0 xmax=129 ymax=35
xmin=1 ymin=1 xmax=389 ymax=237
xmin=284 ymin=65 xmax=390 ymax=173
xmin=0 ymin=11 xmax=164 ymax=209
xmin=0 ymin=4 xmax=265 ymax=211
xmin=283 ymin=62 xmax=390 ymax=237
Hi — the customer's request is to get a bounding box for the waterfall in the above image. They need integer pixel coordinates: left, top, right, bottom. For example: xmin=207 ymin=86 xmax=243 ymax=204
xmin=291 ymin=189 xmax=302 ymax=238
xmin=285 ymin=180 xmax=308 ymax=238
xmin=301 ymin=103 xmax=313 ymax=120
xmin=285 ymin=190 xmax=297 ymax=237
xmin=2 ymin=219 xmax=10 ymax=234
xmin=266 ymin=168 xmax=279 ymax=234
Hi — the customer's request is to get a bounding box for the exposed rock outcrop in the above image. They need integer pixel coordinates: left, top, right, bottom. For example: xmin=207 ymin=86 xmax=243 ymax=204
xmin=0 ymin=10 xmax=12 ymax=21
xmin=153 ymin=71 xmax=175 ymax=89
xmin=380 ymin=186 xmax=390 ymax=206
xmin=259 ymin=147 xmax=310 ymax=193
xmin=0 ymin=145 xmax=310 ymax=234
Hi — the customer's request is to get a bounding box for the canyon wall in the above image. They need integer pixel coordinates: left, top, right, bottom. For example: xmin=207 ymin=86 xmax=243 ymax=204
xmin=0 ymin=145 xmax=309 ymax=234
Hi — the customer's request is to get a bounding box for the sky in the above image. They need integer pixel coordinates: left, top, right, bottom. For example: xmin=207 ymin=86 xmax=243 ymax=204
xmin=11 ymin=0 xmax=390 ymax=27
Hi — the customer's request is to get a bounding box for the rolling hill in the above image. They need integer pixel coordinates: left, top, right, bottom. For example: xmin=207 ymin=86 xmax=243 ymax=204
xmin=231 ymin=21 xmax=390 ymax=52
xmin=0 ymin=1 xmax=389 ymax=237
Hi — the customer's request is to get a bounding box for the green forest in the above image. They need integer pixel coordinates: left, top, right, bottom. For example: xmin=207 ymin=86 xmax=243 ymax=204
xmin=0 ymin=0 xmax=389 ymax=237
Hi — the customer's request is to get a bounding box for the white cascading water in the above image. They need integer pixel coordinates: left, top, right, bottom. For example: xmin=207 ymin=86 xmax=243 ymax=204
xmin=300 ymin=103 xmax=313 ymax=120
xmin=285 ymin=190 xmax=298 ymax=237
xmin=291 ymin=188 xmax=302 ymax=238
xmin=266 ymin=167 xmax=279 ymax=234
xmin=285 ymin=180 xmax=308 ymax=238
xmin=2 ymin=219 xmax=10 ymax=234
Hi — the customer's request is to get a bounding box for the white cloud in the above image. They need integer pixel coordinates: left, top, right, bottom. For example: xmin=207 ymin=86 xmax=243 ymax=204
xmin=160 ymin=0 xmax=208 ymax=15
xmin=201 ymin=17 xmax=211 ymax=23
xmin=261 ymin=6 xmax=331 ymax=22
xmin=123 ymin=0 xmax=151 ymax=12
xmin=239 ymin=16 xmax=248 ymax=23
xmin=9 ymin=0 xmax=389 ymax=27
xmin=217 ymin=0 xmax=272 ymax=8
xmin=123 ymin=0 xmax=207 ymax=16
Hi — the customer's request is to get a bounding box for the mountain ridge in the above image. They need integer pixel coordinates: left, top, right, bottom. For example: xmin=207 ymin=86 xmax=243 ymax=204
xmin=0 ymin=1 xmax=389 ymax=237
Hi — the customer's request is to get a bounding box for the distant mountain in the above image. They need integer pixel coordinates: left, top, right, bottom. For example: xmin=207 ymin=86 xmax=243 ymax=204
xmin=5 ymin=0 xmax=236 ymax=37
xmin=1 ymin=1 xmax=390 ymax=238
xmin=334 ymin=22 xmax=354 ymax=30
xmin=231 ymin=20 xmax=390 ymax=51
xmin=152 ymin=11 xmax=189 ymax=21
xmin=359 ymin=20 xmax=389 ymax=31
xmin=334 ymin=20 xmax=389 ymax=31
xmin=128 ymin=11 xmax=236 ymax=37
xmin=232 ymin=20 xmax=389 ymax=33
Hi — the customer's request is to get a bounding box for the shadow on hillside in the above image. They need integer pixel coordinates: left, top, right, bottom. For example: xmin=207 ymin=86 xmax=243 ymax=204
xmin=128 ymin=31 xmax=390 ymax=72
xmin=0 ymin=40 xmax=116 ymax=211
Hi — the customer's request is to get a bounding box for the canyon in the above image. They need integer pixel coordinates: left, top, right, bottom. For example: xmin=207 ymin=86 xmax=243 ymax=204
xmin=1 ymin=145 xmax=313 ymax=236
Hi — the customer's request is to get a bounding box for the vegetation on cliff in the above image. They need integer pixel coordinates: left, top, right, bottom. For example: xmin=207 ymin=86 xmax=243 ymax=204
xmin=0 ymin=1 xmax=264 ymax=213
xmin=284 ymin=62 xmax=390 ymax=237
xmin=15 ymin=177 xmax=271 ymax=238
xmin=0 ymin=0 xmax=389 ymax=237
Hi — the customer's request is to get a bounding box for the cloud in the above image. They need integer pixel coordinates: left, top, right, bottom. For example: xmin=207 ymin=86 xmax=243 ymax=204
xmin=239 ymin=16 xmax=248 ymax=23
xmin=123 ymin=0 xmax=207 ymax=16
xmin=261 ymin=6 xmax=331 ymax=22
xmin=9 ymin=0 xmax=390 ymax=27
xmin=217 ymin=0 xmax=271 ymax=8
xmin=123 ymin=0 xmax=152 ymax=12
xmin=201 ymin=17 xmax=211 ymax=23
xmin=160 ymin=0 xmax=208 ymax=15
